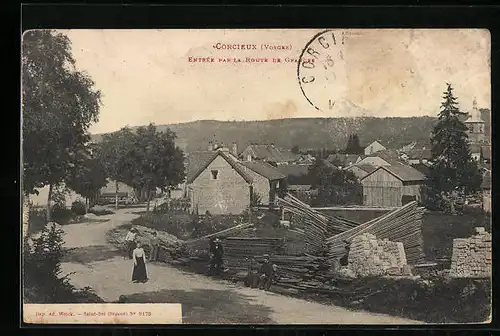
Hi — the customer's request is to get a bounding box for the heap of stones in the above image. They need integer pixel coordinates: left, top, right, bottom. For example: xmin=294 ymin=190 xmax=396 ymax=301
xmin=450 ymin=227 xmax=492 ymax=278
xmin=347 ymin=233 xmax=411 ymax=277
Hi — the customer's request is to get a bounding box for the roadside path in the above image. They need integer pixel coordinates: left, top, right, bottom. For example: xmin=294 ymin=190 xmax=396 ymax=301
xmin=60 ymin=206 xmax=423 ymax=324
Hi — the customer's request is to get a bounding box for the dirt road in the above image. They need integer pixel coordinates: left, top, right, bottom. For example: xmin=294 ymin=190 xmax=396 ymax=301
xmin=60 ymin=206 xmax=423 ymax=324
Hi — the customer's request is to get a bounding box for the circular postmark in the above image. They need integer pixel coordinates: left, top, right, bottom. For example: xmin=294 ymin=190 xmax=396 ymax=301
xmin=297 ymin=30 xmax=347 ymax=112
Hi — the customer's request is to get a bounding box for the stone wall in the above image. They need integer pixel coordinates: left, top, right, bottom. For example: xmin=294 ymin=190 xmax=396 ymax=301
xmin=449 ymin=227 xmax=491 ymax=278
xmin=348 ymin=233 xmax=410 ymax=277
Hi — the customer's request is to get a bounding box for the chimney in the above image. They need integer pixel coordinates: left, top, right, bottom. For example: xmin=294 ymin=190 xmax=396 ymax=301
xmin=208 ymin=141 xmax=213 ymax=151
xmin=231 ymin=142 xmax=238 ymax=157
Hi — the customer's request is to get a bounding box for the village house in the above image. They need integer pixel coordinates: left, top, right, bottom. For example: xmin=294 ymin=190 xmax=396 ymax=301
xmin=240 ymin=144 xmax=297 ymax=166
xmin=364 ymin=140 xmax=387 ymax=155
xmin=360 ymin=164 xmax=426 ymax=208
xmin=481 ymin=171 xmax=491 ymax=214
xmin=185 ymin=149 xmax=254 ymax=215
xmin=239 ymin=160 xmax=287 ymax=205
xmin=99 ymin=179 xmax=136 ymax=203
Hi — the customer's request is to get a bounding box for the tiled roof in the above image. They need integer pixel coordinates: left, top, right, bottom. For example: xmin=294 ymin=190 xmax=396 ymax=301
xmin=239 ymin=161 xmax=287 ymax=180
xmin=353 ymin=165 xmax=378 ymax=174
xmin=186 ymin=151 xmax=253 ymax=184
xmin=186 ymin=151 xmax=218 ymax=183
xmin=363 ymin=164 xmax=426 ymax=182
xmin=247 ymin=145 xmax=296 ymax=163
xmin=277 ymin=164 xmax=310 ymax=177
xmin=383 ymin=165 xmax=426 ymax=182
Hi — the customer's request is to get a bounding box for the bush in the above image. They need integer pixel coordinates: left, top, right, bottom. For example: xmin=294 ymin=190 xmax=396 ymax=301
xmin=28 ymin=207 xmax=47 ymax=234
xmin=23 ymin=223 xmax=102 ymax=303
xmin=71 ymin=200 xmax=87 ymax=216
xmin=51 ymin=203 xmax=73 ymax=224
xmin=89 ymin=205 xmax=115 ymax=216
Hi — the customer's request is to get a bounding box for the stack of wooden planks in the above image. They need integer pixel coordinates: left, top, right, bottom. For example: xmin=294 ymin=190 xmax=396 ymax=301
xmin=182 ymin=223 xmax=255 ymax=251
xmin=326 ymin=201 xmax=426 ymax=264
xmin=277 ymin=193 xmax=426 ymax=265
xmin=277 ymin=194 xmax=360 ymax=255
xmin=223 ymin=237 xmax=286 ymax=274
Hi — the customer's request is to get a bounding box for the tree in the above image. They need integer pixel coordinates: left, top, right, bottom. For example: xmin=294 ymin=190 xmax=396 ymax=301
xmin=425 ymin=83 xmax=482 ymax=211
xmin=99 ymin=127 xmax=136 ymax=209
xmin=345 ymin=134 xmax=363 ymax=154
xmin=308 ymin=157 xmax=362 ymax=206
xmin=65 ymin=143 xmax=108 ymax=212
xmin=126 ymin=124 xmax=186 ymax=213
xmin=22 ymin=30 xmax=101 ymax=221
xmin=291 ymin=145 xmax=300 ymax=154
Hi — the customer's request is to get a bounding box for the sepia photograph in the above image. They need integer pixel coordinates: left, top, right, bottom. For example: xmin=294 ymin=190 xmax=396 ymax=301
xmin=21 ymin=28 xmax=491 ymax=324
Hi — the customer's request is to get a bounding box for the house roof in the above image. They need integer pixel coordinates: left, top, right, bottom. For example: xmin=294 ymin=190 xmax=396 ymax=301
xmin=277 ymin=164 xmax=310 ymax=177
xmin=186 ymin=151 xmax=219 ymax=183
xmin=365 ymin=140 xmax=386 ymax=149
xmin=245 ymin=144 xmax=296 ymax=163
xmin=411 ymin=163 xmax=431 ymax=176
xmin=186 ymin=150 xmax=253 ymax=184
xmin=239 ymin=161 xmax=287 ymax=180
xmin=362 ymin=164 xmax=426 ymax=182
xmin=350 ymin=164 xmax=378 ymax=174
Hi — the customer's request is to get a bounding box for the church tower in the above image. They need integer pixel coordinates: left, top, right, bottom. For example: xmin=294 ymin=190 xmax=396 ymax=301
xmin=464 ymin=97 xmax=485 ymax=144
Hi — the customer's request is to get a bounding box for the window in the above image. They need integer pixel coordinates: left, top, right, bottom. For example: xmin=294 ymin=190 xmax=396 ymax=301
xmin=211 ymin=170 xmax=219 ymax=180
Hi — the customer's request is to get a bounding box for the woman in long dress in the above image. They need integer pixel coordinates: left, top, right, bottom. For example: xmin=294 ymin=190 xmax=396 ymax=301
xmin=132 ymin=241 xmax=148 ymax=283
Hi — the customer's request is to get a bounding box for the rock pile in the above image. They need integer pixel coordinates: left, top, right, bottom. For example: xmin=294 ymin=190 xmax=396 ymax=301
xmin=347 ymin=233 xmax=410 ymax=277
xmin=449 ymin=227 xmax=491 ymax=278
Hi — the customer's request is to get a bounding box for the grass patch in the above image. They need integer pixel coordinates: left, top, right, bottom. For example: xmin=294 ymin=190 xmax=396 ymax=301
xmin=303 ymin=276 xmax=491 ymax=324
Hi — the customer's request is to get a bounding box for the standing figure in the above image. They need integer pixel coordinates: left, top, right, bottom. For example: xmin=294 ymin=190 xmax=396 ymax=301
xmin=132 ymin=241 xmax=148 ymax=283
xmin=124 ymin=227 xmax=137 ymax=259
xmin=258 ymin=254 xmax=274 ymax=291
xmin=339 ymin=240 xmax=350 ymax=267
xmin=149 ymin=231 xmax=160 ymax=262
xmin=210 ymin=238 xmax=224 ymax=276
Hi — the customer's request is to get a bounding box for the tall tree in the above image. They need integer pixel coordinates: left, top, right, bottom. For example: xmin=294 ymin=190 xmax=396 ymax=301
xmin=426 ymin=83 xmax=482 ymax=211
xmin=345 ymin=134 xmax=363 ymax=154
xmin=65 ymin=143 xmax=108 ymax=212
xmin=308 ymin=157 xmax=362 ymax=206
xmin=127 ymin=124 xmax=186 ymax=213
xmin=22 ymin=30 xmax=102 ymax=221
xmin=99 ymin=127 xmax=136 ymax=209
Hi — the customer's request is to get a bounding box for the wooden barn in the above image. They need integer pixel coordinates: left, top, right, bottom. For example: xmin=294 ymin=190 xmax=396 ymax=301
xmin=360 ymin=165 xmax=426 ymax=208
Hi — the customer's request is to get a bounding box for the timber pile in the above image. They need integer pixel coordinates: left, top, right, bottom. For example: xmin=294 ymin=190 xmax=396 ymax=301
xmin=182 ymin=223 xmax=255 ymax=251
xmin=223 ymin=237 xmax=286 ymax=274
xmin=277 ymin=194 xmax=360 ymax=255
xmin=327 ymin=201 xmax=425 ymax=264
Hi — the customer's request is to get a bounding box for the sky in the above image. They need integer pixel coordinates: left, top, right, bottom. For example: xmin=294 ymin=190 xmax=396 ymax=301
xmin=57 ymin=29 xmax=491 ymax=134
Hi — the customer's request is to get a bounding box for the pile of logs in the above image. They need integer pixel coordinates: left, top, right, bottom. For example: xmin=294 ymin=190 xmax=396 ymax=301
xmin=326 ymin=201 xmax=425 ymax=264
xmin=277 ymin=193 xmax=426 ymax=265
xmin=277 ymin=194 xmax=360 ymax=255
xmin=182 ymin=223 xmax=256 ymax=251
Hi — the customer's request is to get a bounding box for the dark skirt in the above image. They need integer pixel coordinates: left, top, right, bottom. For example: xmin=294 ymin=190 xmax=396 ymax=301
xmin=132 ymin=256 xmax=148 ymax=282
